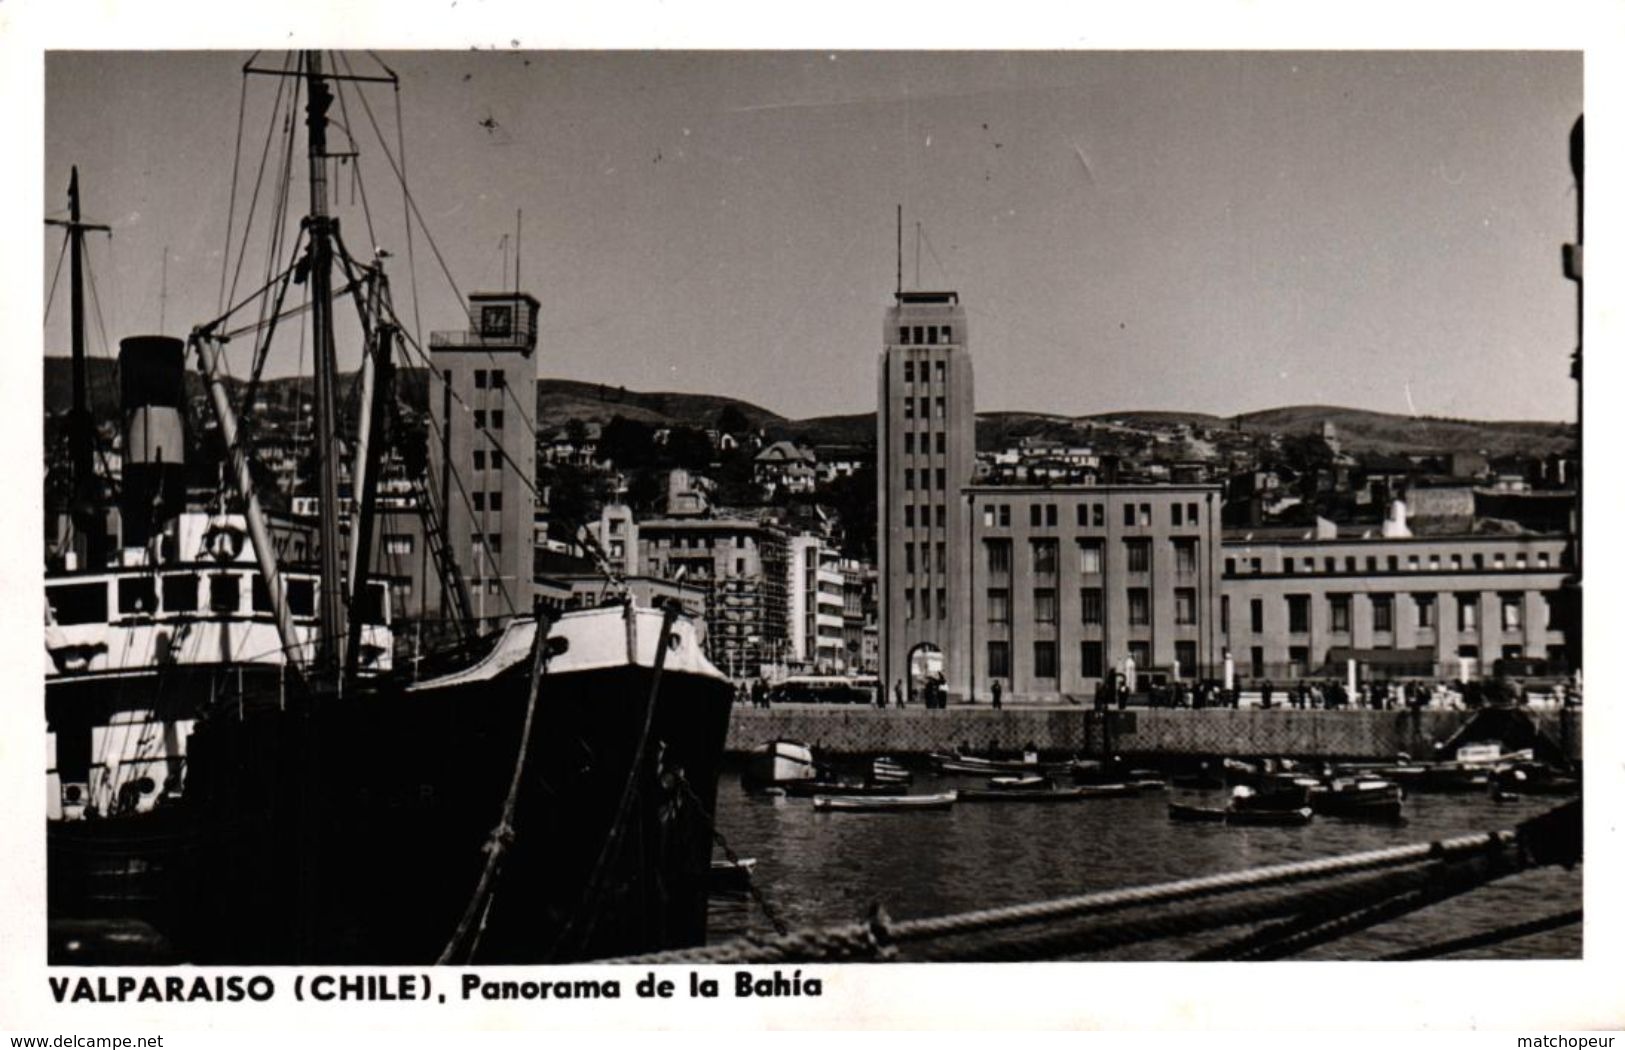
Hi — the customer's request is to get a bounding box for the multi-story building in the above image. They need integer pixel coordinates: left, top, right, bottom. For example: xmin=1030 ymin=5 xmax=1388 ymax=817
xmin=787 ymin=535 xmax=845 ymax=673
xmin=627 ymin=514 xmax=789 ymax=680
xmin=839 ymin=557 xmax=878 ymax=674
xmin=1220 ymin=529 xmax=1574 ymax=681
xmin=878 ymin=290 xmax=976 ymax=701
xmin=965 ymin=484 xmax=1225 ymax=701
xmin=429 ymin=291 xmax=540 ymax=628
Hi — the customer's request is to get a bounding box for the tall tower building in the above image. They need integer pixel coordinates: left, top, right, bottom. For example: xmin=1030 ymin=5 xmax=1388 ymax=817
xmin=429 ymin=291 xmax=540 ymax=627
xmin=878 ymin=291 xmax=975 ymax=700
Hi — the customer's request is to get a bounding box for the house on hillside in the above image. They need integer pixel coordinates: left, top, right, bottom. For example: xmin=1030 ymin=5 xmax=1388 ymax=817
xmin=754 ymin=440 xmax=817 ymax=496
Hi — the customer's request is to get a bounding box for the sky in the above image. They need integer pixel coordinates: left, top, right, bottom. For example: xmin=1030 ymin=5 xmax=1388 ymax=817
xmin=43 ymin=49 xmax=1581 ymax=423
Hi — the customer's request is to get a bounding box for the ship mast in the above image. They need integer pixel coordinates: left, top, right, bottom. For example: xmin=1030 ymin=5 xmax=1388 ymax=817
xmin=45 ymin=168 xmax=110 ymax=569
xmin=304 ymin=51 xmax=348 ymax=677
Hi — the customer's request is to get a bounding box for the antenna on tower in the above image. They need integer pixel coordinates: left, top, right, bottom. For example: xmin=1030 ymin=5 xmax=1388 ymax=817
xmin=515 ymin=208 xmax=523 ymax=295
xmin=159 ymin=244 xmax=169 ymax=334
xmin=895 ymin=204 xmax=902 ymax=296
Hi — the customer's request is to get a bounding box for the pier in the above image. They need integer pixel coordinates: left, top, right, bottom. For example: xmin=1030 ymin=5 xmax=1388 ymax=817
xmin=726 ymin=705 xmax=1582 ymax=761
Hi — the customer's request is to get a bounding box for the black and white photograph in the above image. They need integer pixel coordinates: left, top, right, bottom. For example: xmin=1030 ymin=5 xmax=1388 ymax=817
xmin=4 ymin=1 xmax=1622 ymax=1036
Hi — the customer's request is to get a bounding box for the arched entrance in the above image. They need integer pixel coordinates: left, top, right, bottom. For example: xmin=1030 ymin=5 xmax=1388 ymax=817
xmin=907 ymin=642 xmax=944 ymax=707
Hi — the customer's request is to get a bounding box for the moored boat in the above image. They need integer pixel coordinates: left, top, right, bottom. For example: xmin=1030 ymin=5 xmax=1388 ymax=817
xmin=1312 ymin=778 xmax=1405 ymax=821
xmin=870 ymin=757 xmax=912 ymax=784
xmin=812 ymin=791 xmax=958 ymax=813
xmin=1225 ymin=806 xmax=1314 ymax=827
xmin=782 ymin=780 xmax=900 ymax=798
xmin=742 ymin=739 xmax=821 ymax=792
xmin=960 ymin=786 xmax=1094 ymax=803
xmin=1168 ymin=801 xmax=1227 ymax=823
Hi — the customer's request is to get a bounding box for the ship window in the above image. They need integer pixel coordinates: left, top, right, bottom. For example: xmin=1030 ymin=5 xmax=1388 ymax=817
xmin=117 ymin=577 xmax=158 ymax=616
xmin=161 ymin=573 xmax=199 ymax=613
xmin=480 ymin=304 xmax=513 ymax=338
xmin=355 ymin=581 xmax=387 ymax=626
xmin=209 ymin=574 xmax=241 ymax=614
xmin=252 ymin=576 xmax=273 ymax=613
xmin=48 ymin=581 xmax=108 ymax=626
xmin=286 ymin=578 xmax=316 ymax=618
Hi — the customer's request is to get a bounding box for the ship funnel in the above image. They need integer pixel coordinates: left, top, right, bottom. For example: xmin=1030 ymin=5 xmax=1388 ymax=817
xmin=118 ymin=335 xmax=186 ymax=549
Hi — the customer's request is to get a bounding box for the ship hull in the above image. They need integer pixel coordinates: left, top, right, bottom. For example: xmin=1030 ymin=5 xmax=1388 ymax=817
xmin=48 ymin=612 xmax=734 ymax=965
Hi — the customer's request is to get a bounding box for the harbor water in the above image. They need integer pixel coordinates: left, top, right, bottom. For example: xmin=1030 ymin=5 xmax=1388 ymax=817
xmin=708 ymin=769 xmax=1581 ymax=960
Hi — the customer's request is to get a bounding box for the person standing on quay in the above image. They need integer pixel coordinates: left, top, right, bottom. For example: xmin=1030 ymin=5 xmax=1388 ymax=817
xmin=894 ymin=678 xmax=904 ymax=709
xmin=991 ymin=679 xmax=1004 ymax=710
xmin=1261 ymin=679 xmax=1274 ymax=710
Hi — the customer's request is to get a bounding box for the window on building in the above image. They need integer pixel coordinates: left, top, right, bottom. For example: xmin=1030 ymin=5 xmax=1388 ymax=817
xmin=936 ymin=505 xmax=946 ymax=528
xmin=1126 ymin=539 xmax=1150 ymax=573
xmin=935 ymin=432 xmax=946 ymax=454
xmin=999 ymin=505 xmax=1011 ymax=528
xmin=905 ymin=506 xmax=915 ymax=528
xmin=1092 ymin=504 xmax=1104 ymax=528
xmin=1288 ymin=646 xmax=1310 ymax=677
xmin=927 ymin=325 xmax=939 ymax=345
xmin=1330 ymin=594 xmax=1350 ymax=633
xmin=491 ymin=450 xmax=502 ymax=472
xmin=940 ymin=331 xmax=952 ymax=347
xmin=487 ymin=533 xmax=503 ymax=555
xmin=1221 ymin=595 xmax=1230 ymax=634
xmin=491 ymin=370 xmax=504 ymax=389
xmin=1079 ymin=540 xmax=1103 ymax=575
xmin=1171 ymin=503 xmax=1184 ymax=527
xmin=474 ymin=369 xmax=487 ymax=389
xmin=1174 ymin=588 xmax=1197 ymax=626
xmin=1033 ymin=641 xmax=1058 ymax=679
xmin=473 ymin=409 xmax=486 ymax=429
xmin=1429 ymin=554 xmax=1441 ymax=571
xmin=1250 ymin=598 xmax=1264 ymax=634
xmin=1537 ymin=552 xmax=1550 ymax=568
xmin=1128 ymin=640 xmax=1151 ymax=669
xmin=473 ymin=492 xmax=485 ymax=511
xmin=1175 ymin=640 xmax=1197 ymax=675
xmin=899 ymin=326 xmax=911 ymax=345
xmin=1287 ymin=594 xmax=1310 ymax=634
xmin=905 ymin=545 xmax=915 ymax=573
xmin=492 ymin=410 xmax=505 ymax=430
xmin=1388 ymin=555 xmax=1399 ymax=571
xmin=1123 ymin=503 xmax=1136 ymax=527
xmin=1416 ymin=593 xmax=1436 ymax=629
xmin=904 ymin=469 xmax=914 ymax=491
xmin=904 ymin=399 xmax=914 ymax=419
xmin=1031 ymin=539 xmax=1058 ymax=575
xmin=1459 ymin=595 xmax=1479 ymax=632
xmin=1372 ymin=594 xmax=1394 ymax=633
xmin=934 ymin=397 xmax=945 ymax=419
xmin=1345 ymin=556 xmax=1357 ymax=572
xmin=1284 ymin=557 xmax=1295 ymax=574
xmin=1080 ymin=588 xmax=1104 ymax=625
xmin=1080 ymin=641 xmax=1104 ymax=679
xmin=988 ymin=588 xmax=1010 ymax=623
xmin=1139 ymin=503 xmax=1152 ymax=527
xmin=981 ymin=505 xmax=993 ymax=528
xmin=1187 ymin=502 xmax=1199 ymax=525
xmin=1128 ymin=588 xmax=1150 ymax=626
xmin=473 ymin=449 xmax=486 ymax=470
xmin=1045 ymin=504 xmax=1058 ymax=528
xmin=383 ymin=534 xmax=414 ymax=556
xmin=1034 ymin=588 xmax=1057 ymax=623
xmin=1250 ymin=558 xmax=1262 ymax=574
xmin=1174 ymin=539 xmax=1197 ymax=575
xmin=987 ymin=539 xmax=1012 ymax=575
xmin=1225 ymin=557 xmax=1236 ymax=575
xmin=1030 ymin=504 xmax=1043 ymax=528
xmin=913 ymin=326 xmax=924 ymax=344
xmin=936 ymin=542 xmax=946 ymax=574
xmin=1367 ymin=556 xmax=1378 ymax=571
xmin=1324 ymin=557 xmax=1335 ymax=572
xmin=903 ymin=361 xmax=915 ymax=382
xmin=987 ymin=640 xmax=1010 ymax=678
xmin=1251 ymin=646 xmax=1265 ymax=678
xmin=1501 ymin=594 xmax=1522 ymax=631
xmin=919 ymin=397 xmax=930 ymax=419
xmin=489 ymin=492 xmax=503 ymax=512
xmin=904 ymin=433 xmax=914 ymax=454
xmin=938 ymin=588 xmax=946 ymax=620
xmin=935 ymin=468 xmax=946 ymax=490
xmin=905 ymin=587 xmax=915 ymax=620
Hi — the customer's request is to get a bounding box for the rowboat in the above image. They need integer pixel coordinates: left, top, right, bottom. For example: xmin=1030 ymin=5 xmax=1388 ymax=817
xmin=1225 ymin=807 xmax=1314 ymax=827
xmin=930 ymin=752 xmax=1070 ymax=777
xmin=1168 ymin=801 xmax=1227 ymax=823
xmin=811 ymin=791 xmax=958 ymax=812
xmin=871 ymin=757 xmax=913 ymax=784
xmin=1312 ymin=778 xmax=1405 ymax=821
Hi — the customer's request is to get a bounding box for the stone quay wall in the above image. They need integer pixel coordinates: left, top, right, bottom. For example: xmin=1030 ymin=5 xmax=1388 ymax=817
xmin=725 ymin=706 xmax=1582 ymax=762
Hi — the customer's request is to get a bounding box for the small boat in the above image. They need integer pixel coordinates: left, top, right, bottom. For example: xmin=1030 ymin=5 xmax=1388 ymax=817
xmin=1313 ymin=778 xmax=1405 ymax=821
xmin=1228 ymin=782 xmax=1314 ymax=813
xmin=930 ymin=752 xmax=1070 ymax=777
xmin=782 ymin=780 xmax=900 ymax=798
xmin=1073 ymin=782 xmax=1139 ymax=798
xmin=1168 ymin=801 xmax=1227 ymax=823
xmin=870 ymin=757 xmax=912 ymax=784
xmin=988 ymin=774 xmax=1051 ymax=790
xmin=1128 ymin=778 xmax=1169 ymax=792
xmin=743 ymin=739 xmax=821 ymax=791
xmin=1225 ymin=806 xmax=1314 ymax=827
xmin=709 ymin=858 xmax=757 ymax=894
xmin=812 ymin=791 xmax=957 ymax=813
xmin=959 ymin=786 xmax=1092 ymax=803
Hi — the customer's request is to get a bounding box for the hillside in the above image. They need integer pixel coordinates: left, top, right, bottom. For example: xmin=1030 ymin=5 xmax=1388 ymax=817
xmin=43 ymin=356 xmax=1575 ymax=459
